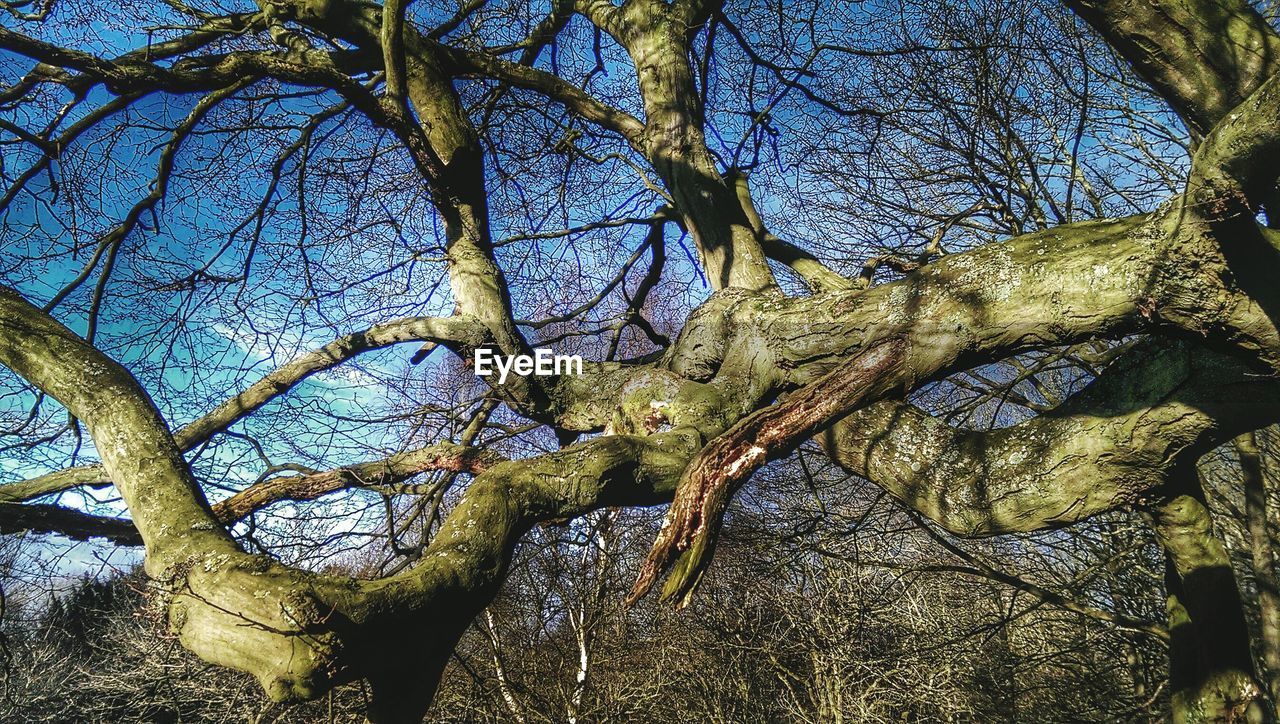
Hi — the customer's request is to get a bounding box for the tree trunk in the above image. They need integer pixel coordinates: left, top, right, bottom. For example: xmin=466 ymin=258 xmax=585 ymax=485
xmin=1239 ymin=431 xmax=1280 ymax=709
xmin=1151 ymin=474 xmax=1265 ymax=723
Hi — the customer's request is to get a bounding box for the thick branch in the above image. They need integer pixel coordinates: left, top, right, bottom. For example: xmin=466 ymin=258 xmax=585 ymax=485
xmin=381 ymin=0 xmax=408 ymax=104
xmin=441 ymin=46 xmax=645 ymax=144
xmin=577 ymin=0 xmax=777 ymax=290
xmin=0 ymin=501 xmax=142 ymax=545
xmin=822 ymin=339 xmax=1280 ymax=536
xmin=1065 ymin=0 xmax=1280 ymax=139
xmin=0 ymin=286 xmax=236 ymax=567
xmin=1150 ymin=478 xmax=1265 ymax=717
xmin=0 ymin=442 xmax=503 ymax=547
xmin=1188 ymin=69 xmax=1280 ymax=217
xmin=287 ymin=0 xmax=548 ymax=409
xmin=730 ymin=171 xmax=854 ymax=293
xmin=0 ymin=27 xmax=370 ymax=97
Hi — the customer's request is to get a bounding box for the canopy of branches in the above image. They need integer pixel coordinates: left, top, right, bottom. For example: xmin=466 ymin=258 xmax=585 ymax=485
xmin=3 ymin=0 xmax=1280 ymax=721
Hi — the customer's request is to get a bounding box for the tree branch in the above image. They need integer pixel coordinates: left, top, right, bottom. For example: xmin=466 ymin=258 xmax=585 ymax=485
xmin=0 ymin=501 xmax=142 ymax=545
xmin=630 ymin=337 xmax=906 ymax=606
xmin=821 ymin=338 xmax=1280 ymax=536
xmin=1064 ymin=0 xmax=1280 ymax=139
xmin=0 ymin=315 xmax=489 ymax=503
xmin=440 ymin=45 xmax=645 ymax=144
xmin=212 ymin=442 xmax=505 ymax=523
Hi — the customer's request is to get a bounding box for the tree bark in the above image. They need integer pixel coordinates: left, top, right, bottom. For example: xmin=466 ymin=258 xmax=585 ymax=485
xmin=1151 ymin=478 xmax=1265 ymax=723
xmin=1239 ymin=431 xmax=1280 ymax=707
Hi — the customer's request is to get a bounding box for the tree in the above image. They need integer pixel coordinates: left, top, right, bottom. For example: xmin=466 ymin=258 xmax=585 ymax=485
xmin=2 ymin=0 xmax=1280 ymax=720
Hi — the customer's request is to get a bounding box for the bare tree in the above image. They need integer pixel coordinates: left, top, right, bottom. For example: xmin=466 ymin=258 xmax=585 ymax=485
xmin=3 ymin=0 xmax=1280 ymax=720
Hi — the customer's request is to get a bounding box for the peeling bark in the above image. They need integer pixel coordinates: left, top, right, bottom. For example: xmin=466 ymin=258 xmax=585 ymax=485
xmin=630 ymin=337 xmax=905 ymax=605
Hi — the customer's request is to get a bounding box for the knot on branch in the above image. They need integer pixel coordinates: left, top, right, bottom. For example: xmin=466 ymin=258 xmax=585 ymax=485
xmin=663 ymin=289 xmax=756 ymax=380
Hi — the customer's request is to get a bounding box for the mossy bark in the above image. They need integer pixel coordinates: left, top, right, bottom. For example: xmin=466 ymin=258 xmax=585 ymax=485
xmin=9 ymin=1 xmax=1280 ymax=720
xmin=1152 ymin=484 xmax=1265 ymax=723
